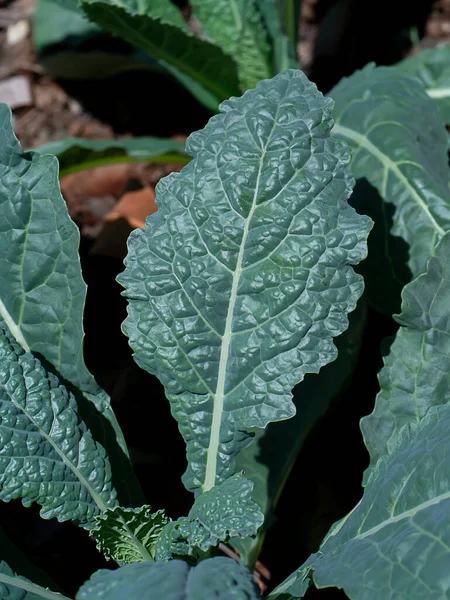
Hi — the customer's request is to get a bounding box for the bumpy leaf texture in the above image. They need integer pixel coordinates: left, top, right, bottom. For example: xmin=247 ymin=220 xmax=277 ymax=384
xmin=330 ymin=64 xmax=450 ymax=314
xmin=156 ymin=474 xmax=263 ymax=560
xmin=271 ymin=233 xmax=450 ymax=600
xmin=76 ymin=558 xmax=261 ymax=600
xmin=92 ymin=506 xmax=169 ymax=563
xmin=0 ymin=328 xmax=116 ymax=525
xmin=119 ymin=69 xmax=371 ymax=494
xmin=0 ymin=103 xmax=140 ymax=506
xmin=189 ymin=0 xmax=271 ymax=89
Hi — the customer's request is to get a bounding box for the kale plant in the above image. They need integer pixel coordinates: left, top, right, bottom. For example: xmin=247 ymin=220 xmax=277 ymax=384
xmin=0 ymin=44 xmax=449 ymax=599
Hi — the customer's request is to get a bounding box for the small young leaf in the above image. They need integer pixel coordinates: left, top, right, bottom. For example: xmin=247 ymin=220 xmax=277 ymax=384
xmin=361 ymin=231 xmax=450 ymax=479
xmin=80 ymin=0 xmax=241 ymax=110
xmin=0 ymin=328 xmax=117 ymax=525
xmin=189 ymin=0 xmax=271 ymax=89
xmin=155 ymin=474 xmax=263 ymax=561
xmin=92 ymin=506 xmax=170 ymax=563
xmin=330 ymin=64 xmax=450 ymax=314
xmin=0 ymin=559 xmax=71 ymax=600
xmin=76 ymin=558 xmax=261 ymax=600
xmin=119 ymin=69 xmax=372 ymax=494
xmin=36 ymin=136 xmax=189 ymax=177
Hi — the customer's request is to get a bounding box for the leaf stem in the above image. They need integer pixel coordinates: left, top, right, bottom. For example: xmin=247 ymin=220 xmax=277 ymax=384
xmin=0 ymin=573 xmax=72 ymax=600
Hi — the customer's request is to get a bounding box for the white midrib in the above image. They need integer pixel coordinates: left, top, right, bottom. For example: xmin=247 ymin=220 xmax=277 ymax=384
xmin=0 ymin=573 xmax=71 ymax=600
xmin=427 ymin=87 xmax=450 ymax=99
xmin=0 ymin=297 xmax=29 ymax=352
xmin=203 ymin=156 xmax=266 ymax=492
xmin=332 ymin=123 xmax=446 ymax=237
xmin=355 ymin=489 xmax=450 ymax=541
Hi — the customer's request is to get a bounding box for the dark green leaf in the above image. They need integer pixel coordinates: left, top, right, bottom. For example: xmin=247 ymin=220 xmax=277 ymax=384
xmin=0 ymin=560 xmax=71 ymax=600
xmin=76 ymin=558 xmax=261 ymax=599
xmin=258 ymin=0 xmax=300 ymax=72
xmin=0 ymin=103 xmax=141 ymax=506
xmin=80 ymin=0 xmax=241 ymax=110
xmin=361 ymin=232 xmax=450 ymax=479
xmin=155 ymin=474 xmax=263 ymax=560
xmin=234 ymin=299 xmax=367 ymax=565
xmin=36 ymin=136 xmax=188 ymax=177
xmin=119 ymin=69 xmax=371 ymax=494
xmin=0 ymin=328 xmax=117 ymax=525
xmin=189 ymin=0 xmax=271 ymax=89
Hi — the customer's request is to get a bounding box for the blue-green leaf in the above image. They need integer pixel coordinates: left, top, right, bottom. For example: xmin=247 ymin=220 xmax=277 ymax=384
xmin=155 ymin=474 xmax=263 ymax=560
xmin=119 ymin=69 xmax=372 ymax=494
xmin=361 ymin=232 xmax=450 ymax=479
xmin=330 ymin=64 xmax=450 ymax=314
xmin=0 ymin=327 xmax=117 ymax=525
xmin=395 ymin=45 xmax=450 ymax=123
xmin=0 ymin=102 xmax=141 ymax=506
xmin=270 ymin=232 xmax=450 ymax=600
xmin=0 ymin=560 xmax=70 ymax=600
xmin=76 ymin=558 xmax=261 ymax=600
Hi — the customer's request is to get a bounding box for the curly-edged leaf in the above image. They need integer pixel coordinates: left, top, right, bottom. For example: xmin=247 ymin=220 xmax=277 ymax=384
xmin=0 ymin=103 xmax=140 ymax=506
xmin=155 ymin=474 xmax=263 ymax=561
xmin=0 ymin=327 xmax=117 ymax=525
xmin=80 ymin=0 xmax=241 ymax=111
xmin=395 ymin=45 xmax=450 ymax=123
xmin=92 ymin=505 xmax=169 ymax=563
xmin=119 ymin=69 xmax=372 ymax=493
xmin=76 ymin=558 xmax=261 ymax=600
xmin=258 ymin=0 xmax=300 ymax=73
xmin=361 ymin=231 xmax=450 ymax=480
xmin=0 ymin=560 xmax=71 ymax=600
xmin=189 ymin=0 xmax=271 ymax=89
xmin=271 ymin=403 xmax=450 ymax=599
xmin=234 ymin=299 xmax=367 ymax=566
xmin=330 ymin=64 xmax=450 ymax=314
xmin=36 ymin=136 xmax=188 ymax=177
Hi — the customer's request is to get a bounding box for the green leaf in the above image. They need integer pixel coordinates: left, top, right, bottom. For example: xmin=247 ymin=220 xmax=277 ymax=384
xmin=34 ymin=0 xmax=100 ymax=52
xmin=258 ymin=0 xmax=300 ymax=73
xmin=119 ymin=69 xmax=372 ymax=494
xmin=155 ymin=474 xmax=263 ymax=561
xmin=79 ymin=0 xmax=241 ymax=110
xmin=92 ymin=505 xmax=170 ymax=563
xmin=0 ymin=103 xmax=141 ymax=506
xmin=36 ymin=136 xmax=189 ymax=177
xmin=0 ymin=327 xmax=117 ymax=525
xmin=270 ymin=233 xmax=450 ymax=600
xmin=330 ymin=64 xmax=450 ymax=314
xmin=0 ymin=560 xmax=71 ymax=600
xmin=189 ymin=0 xmax=271 ymax=89
xmin=271 ymin=404 xmax=450 ymax=599
xmin=234 ymin=298 xmax=367 ymax=566
xmin=76 ymin=558 xmax=261 ymax=599
xmin=395 ymin=45 xmax=450 ymax=123
xmin=361 ymin=232 xmax=450 ymax=480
